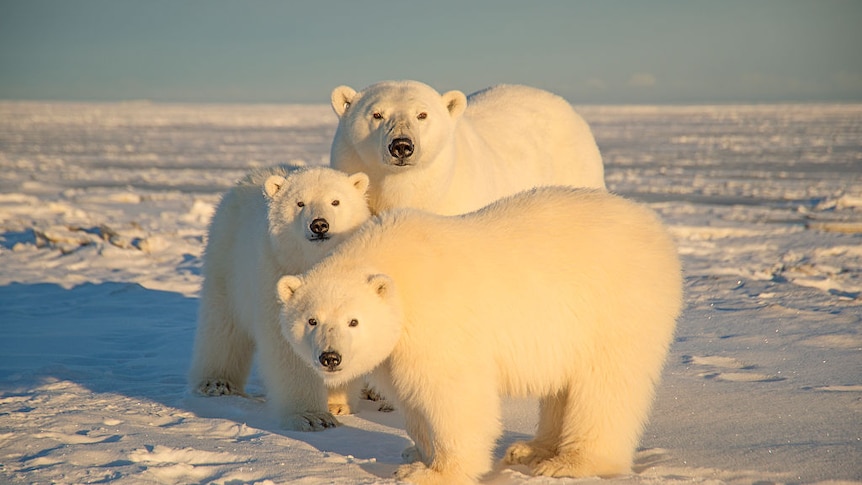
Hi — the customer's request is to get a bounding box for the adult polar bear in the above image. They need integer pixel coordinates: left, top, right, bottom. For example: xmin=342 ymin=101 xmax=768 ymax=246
xmin=188 ymin=166 xmax=371 ymax=431
xmin=276 ymin=187 xmax=682 ymax=484
xmin=330 ymin=80 xmax=605 ymax=215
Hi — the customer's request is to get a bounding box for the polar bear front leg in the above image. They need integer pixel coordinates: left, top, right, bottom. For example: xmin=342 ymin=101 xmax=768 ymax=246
xmin=255 ymin=329 xmax=338 ymax=431
xmin=399 ymin=401 xmax=431 ymax=464
xmin=394 ymin=428 xmax=479 ymax=485
xmin=188 ymin=290 xmax=254 ymax=396
xmin=394 ymin=380 xmax=501 ymax=485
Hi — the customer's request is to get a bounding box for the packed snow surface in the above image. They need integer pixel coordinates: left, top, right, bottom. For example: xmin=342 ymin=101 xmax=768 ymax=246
xmin=1 ymin=101 xmax=860 ymax=484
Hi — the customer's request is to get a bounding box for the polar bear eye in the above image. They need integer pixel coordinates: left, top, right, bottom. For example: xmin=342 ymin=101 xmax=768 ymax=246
xmin=372 ymin=112 xmax=383 ymax=120
xmin=296 ymin=201 xmax=304 ymax=208
xmin=308 ymin=318 xmax=318 ymax=326
xmin=417 ymin=112 xmax=427 ymax=120
xmin=331 ymin=200 xmax=340 ymax=206
xmin=348 ymin=318 xmax=359 ymax=327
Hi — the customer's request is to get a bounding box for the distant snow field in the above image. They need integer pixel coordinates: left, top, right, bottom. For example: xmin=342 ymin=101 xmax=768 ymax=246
xmin=1 ymin=101 xmax=860 ymax=484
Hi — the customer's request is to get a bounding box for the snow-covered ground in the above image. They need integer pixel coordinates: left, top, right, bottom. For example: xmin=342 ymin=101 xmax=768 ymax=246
xmin=1 ymin=101 xmax=860 ymax=484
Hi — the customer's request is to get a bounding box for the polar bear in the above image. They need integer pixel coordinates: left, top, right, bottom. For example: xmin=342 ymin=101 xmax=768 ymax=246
xmin=188 ymin=165 xmax=372 ymax=431
xmin=330 ymin=80 xmax=606 ymax=216
xmin=276 ymin=187 xmax=682 ymax=484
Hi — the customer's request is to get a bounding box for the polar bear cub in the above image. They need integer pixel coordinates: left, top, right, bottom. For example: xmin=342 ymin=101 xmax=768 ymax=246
xmin=188 ymin=165 xmax=371 ymax=431
xmin=277 ymin=187 xmax=682 ymax=483
xmin=330 ymin=80 xmax=606 ymax=216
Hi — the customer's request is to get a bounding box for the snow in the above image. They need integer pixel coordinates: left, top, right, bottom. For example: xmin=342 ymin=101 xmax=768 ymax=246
xmin=1 ymin=100 xmax=860 ymax=484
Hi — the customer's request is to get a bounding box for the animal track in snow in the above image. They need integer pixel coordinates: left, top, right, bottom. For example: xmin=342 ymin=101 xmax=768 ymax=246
xmin=682 ymin=355 xmax=786 ymax=383
xmin=805 ymin=385 xmax=862 ymax=392
xmin=128 ymin=445 xmax=256 ymax=484
xmin=33 ymin=430 xmax=122 ymax=445
xmin=129 ymin=445 xmax=250 ymax=466
xmin=683 ymin=355 xmax=750 ymax=369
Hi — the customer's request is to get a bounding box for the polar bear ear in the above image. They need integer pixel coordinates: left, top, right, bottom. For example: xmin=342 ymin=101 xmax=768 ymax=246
xmin=441 ymin=90 xmax=467 ymax=119
xmin=277 ymin=275 xmax=303 ymax=302
xmin=348 ymin=172 xmax=370 ymax=195
xmin=331 ymin=86 xmax=357 ymax=117
xmin=368 ymin=274 xmax=393 ymax=298
xmin=264 ymin=175 xmax=286 ymax=199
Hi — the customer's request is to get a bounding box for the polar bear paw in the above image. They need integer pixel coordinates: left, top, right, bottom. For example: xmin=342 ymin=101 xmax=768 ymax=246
xmin=395 ymin=461 xmax=472 ymax=485
xmin=282 ymin=412 xmax=340 ymax=432
xmin=393 ymin=462 xmax=451 ymax=485
xmin=394 ymin=462 xmax=429 ymax=483
xmin=534 ymin=453 xmax=629 ymax=479
xmin=374 ymin=398 xmax=395 ymax=412
xmin=327 ymin=401 xmax=353 ymax=416
xmin=530 ymin=453 xmax=591 ymax=478
xmin=401 ymin=445 xmax=422 ymax=463
xmin=503 ymin=441 xmax=608 ymax=478
xmin=503 ymin=440 xmax=555 ymax=467
xmin=361 ymin=386 xmax=395 ymax=412
xmin=196 ymin=378 xmax=244 ymax=397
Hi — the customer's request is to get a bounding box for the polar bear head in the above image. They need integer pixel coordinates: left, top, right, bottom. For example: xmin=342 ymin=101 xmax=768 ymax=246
xmin=276 ymin=270 xmax=402 ymax=386
xmin=264 ymin=167 xmax=371 ymax=264
xmin=330 ymin=80 xmax=468 ymax=172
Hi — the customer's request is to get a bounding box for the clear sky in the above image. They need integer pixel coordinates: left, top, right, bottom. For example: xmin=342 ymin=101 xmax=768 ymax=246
xmin=1 ymin=0 xmax=860 ymax=105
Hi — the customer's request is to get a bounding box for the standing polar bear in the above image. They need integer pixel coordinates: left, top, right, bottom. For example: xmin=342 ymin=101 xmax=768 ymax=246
xmin=276 ymin=187 xmax=682 ymax=484
xmin=330 ymin=80 xmax=605 ymax=215
xmin=188 ymin=165 xmax=372 ymax=431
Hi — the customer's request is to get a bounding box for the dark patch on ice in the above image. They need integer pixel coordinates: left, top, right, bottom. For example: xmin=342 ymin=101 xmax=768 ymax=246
xmin=829 ymin=289 xmax=860 ymax=299
xmin=19 ymin=445 xmax=65 ymax=463
xmin=0 ymin=229 xmax=39 ymax=249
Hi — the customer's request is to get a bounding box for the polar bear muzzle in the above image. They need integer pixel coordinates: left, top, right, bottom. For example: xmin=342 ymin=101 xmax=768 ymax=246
xmin=388 ymin=137 xmax=414 ymax=163
xmin=308 ymin=217 xmax=330 ymax=240
xmin=318 ymin=351 xmax=342 ymax=371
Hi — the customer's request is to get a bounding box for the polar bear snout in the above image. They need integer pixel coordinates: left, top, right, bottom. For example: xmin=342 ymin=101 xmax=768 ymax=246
xmin=309 ymin=218 xmax=330 ymax=238
xmin=388 ymin=137 xmax=414 ymax=162
xmin=318 ymin=351 xmax=342 ymax=371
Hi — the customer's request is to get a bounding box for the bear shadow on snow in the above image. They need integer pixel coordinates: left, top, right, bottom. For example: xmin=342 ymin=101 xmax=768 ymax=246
xmin=0 ymin=282 xmax=197 ymax=398
xmin=0 ymin=281 xmax=411 ymax=467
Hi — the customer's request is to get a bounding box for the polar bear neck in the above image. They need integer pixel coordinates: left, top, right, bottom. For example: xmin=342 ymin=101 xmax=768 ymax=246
xmin=373 ymin=164 xmax=454 ymax=215
xmin=266 ymin=230 xmax=330 ymax=274
xmin=371 ymin=134 xmax=492 ymax=216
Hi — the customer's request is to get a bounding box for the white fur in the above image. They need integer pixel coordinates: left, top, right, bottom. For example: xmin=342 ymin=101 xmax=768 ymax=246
xmin=188 ymin=165 xmax=371 ymax=430
xmin=330 ymin=80 xmax=606 ymax=215
xmin=277 ymin=187 xmax=682 ymax=483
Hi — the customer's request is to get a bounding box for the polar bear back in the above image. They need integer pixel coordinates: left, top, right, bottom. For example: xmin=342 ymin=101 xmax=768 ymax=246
xmin=458 ymin=85 xmax=604 ymax=191
xmin=426 ymin=86 xmax=606 ymax=213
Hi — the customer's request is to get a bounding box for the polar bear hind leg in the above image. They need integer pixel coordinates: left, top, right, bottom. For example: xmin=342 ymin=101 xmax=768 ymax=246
xmin=255 ymin=329 xmax=339 ymax=431
xmin=503 ymin=390 xmax=565 ymax=467
xmin=507 ymin=366 xmax=654 ymax=478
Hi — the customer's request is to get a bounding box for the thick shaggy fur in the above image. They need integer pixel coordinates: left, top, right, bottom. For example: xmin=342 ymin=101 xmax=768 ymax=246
xmin=330 ymin=80 xmax=606 ymax=215
xmin=277 ymin=187 xmax=682 ymax=483
xmin=188 ymin=166 xmax=371 ymax=430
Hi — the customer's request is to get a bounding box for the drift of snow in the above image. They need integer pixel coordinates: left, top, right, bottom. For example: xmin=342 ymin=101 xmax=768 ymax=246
xmin=1 ymin=101 xmax=860 ymax=484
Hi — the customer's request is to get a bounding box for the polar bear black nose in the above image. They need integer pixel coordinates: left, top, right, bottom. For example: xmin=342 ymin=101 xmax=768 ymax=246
xmin=310 ymin=218 xmax=329 ymax=235
xmin=319 ymin=351 xmax=341 ymax=370
xmin=388 ymin=137 xmax=414 ymax=159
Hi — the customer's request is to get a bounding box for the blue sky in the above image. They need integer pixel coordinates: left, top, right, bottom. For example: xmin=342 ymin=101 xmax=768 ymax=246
xmin=1 ymin=0 xmax=860 ymax=104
